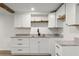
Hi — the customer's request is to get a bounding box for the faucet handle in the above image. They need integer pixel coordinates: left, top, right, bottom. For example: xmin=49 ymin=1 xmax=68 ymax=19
xmin=42 ymin=34 xmax=45 ymax=37
xmin=37 ymin=28 xmax=39 ymax=32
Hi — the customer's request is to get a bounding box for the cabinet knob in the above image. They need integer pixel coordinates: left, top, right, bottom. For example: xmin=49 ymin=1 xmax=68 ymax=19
xmin=56 ymin=53 xmax=60 ymax=56
xmin=56 ymin=45 xmax=60 ymax=49
xmin=17 ymin=43 xmax=23 ymax=45
xmin=38 ymin=41 xmax=40 ymax=43
xmin=18 ymin=39 xmax=22 ymax=41
xmin=17 ymin=49 xmax=23 ymax=51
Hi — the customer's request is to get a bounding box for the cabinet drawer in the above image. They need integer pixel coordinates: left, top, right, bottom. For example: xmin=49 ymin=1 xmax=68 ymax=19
xmin=56 ymin=45 xmax=60 ymax=49
xmin=56 ymin=44 xmax=62 ymax=50
xmin=55 ymin=50 xmax=62 ymax=56
xmin=12 ymin=38 xmax=26 ymax=43
xmin=55 ymin=44 xmax=62 ymax=56
xmin=11 ymin=47 xmax=29 ymax=53
xmin=11 ymin=38 xmax=29 ymax=47
xmin=11 ymin=42 xmax=28 ymax=47
xmin=55 ymin=53 xmax=61 ymax=56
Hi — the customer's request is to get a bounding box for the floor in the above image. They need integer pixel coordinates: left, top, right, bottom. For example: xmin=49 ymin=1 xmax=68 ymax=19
xmin=0 ymin=50 xmax=51 ymax=56
xmin=0 ymin=50 xmax=11 ymax=56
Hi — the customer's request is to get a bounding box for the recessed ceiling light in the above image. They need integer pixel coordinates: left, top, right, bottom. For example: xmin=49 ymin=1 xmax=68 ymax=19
xmin=31 ymin=8 xmax=35 ymax=11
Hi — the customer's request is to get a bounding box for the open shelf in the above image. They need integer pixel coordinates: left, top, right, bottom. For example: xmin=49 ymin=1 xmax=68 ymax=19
xmin=31 ymin=21 xmax=48 ymax=27
xmin=57 ymin=15 xmax=65 ymax=22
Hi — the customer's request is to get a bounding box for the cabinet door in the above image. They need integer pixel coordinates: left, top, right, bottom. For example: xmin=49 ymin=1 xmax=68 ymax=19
xmin=39 ymin=38 xmax=50 ymax=53
xmin=14 ymin=13 xmax=31 ymax=28
xmin=11 ymin=47 xmax=30 ymax=54
xmin=30 ymin=38 xmax=39 ymax=53
xmin=55 ymin=43 xmax=62 ymax=56
xmin=14 ymin=15 xmax=23 ymax=27
xmin=49 ymin=38 xmax=55 ymax=56
xmin=48 ymin=13 xmax=56 ymax=28
xmin=63 ymin=46 xmax=79 ymax=56
xmin=56 ymin=4 xmax=65 ymax=27
xmin=66 ymin=3 xmax=76 ymax=25
xmin=22 ymin=14 xmax=31 ymax=27
xmin=56 ymin=4 xmax=65 ymax=16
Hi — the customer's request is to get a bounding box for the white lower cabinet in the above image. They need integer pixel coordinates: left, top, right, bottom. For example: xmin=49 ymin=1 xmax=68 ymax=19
xmin=49 ymin=38 xmax=56 ymax=56
xmin=38 ymin=38 xmax=50 ymax=54
xmin=55 ymin=43 xmax=79 ymax=56
xmin=30 ymin=38 xmax=50 ymax=55
xmin=11 ymin=47 xmax=29 ymax=54
xmin=11 ymin=38 xmax=29 ymax=47
xmin=11 ymin=37 xmax=54 ymax=55
xmin=30 ymin=38 xmax=39 ymax=53
xmin=55 ymin=44 xmax=62 ymax=56
xmin=11 ymin=38 xmax=30 ymax=55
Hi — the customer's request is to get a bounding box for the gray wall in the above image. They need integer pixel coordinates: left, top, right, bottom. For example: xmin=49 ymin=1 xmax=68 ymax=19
xmin=0 ymin=13 xmax=14 ymax=50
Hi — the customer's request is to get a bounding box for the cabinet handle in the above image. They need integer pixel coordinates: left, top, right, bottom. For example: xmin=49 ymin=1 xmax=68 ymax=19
xmin=17 ymin=49 xmax=23 ymax=51
xmin=17 ymin=43 xmax=23 ymax=45
xmin=18 ymin=39 xmax=22 ymax=41
xmin=38 ymin=41 xmax=40 ymax=43
xmin=56 ymin=45 xmax=60 ymax=49
xmin=56 ymin=53 xmax=60 ymax=56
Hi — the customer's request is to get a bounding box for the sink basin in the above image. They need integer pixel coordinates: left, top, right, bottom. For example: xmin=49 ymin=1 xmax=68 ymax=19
xmin=31 ymin=35 xmax=46 ymax=38
xmin=30 ymin=34 xmax=53 ymax=38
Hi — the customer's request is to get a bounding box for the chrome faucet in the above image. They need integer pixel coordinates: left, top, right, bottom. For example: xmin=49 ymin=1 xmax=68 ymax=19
xmin=37 ymin=28 xmax=40 ymax=36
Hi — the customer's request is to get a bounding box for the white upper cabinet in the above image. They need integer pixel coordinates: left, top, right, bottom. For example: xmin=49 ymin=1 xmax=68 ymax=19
xmin=48 ymin=12 xmax=56 ymax=28
xmin=56 ymin=4 xmax=65 ymax=28
xmin=66 ymin=3 xmax=79 ymax=26
xmin=48 ymin=4 xmax=65 ymax=28
xmin=14 ymin=13 xmax=31 ymax=28
xmin=14 ymin=14 xmax=23 ymax=27
xmin=56 ymin=4 xmax=65 ymax=17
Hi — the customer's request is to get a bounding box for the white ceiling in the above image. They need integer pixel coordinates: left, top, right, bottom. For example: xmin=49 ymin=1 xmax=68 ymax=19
xmin=5 ymin=3 xmax=61 ymax=12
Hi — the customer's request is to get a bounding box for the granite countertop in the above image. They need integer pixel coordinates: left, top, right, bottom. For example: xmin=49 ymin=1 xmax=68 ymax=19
xmin=11 ymin=34 xmax=63 ymax=38
xmin=57 ymin=40 xmax=79 ymax=46
xmin=11 ymin=36 xmax=60 ymax=38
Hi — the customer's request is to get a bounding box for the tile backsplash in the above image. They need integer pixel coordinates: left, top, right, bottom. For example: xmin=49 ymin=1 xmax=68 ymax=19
xmin=14 ymin=28 xmax=31 ymax=34
xmin=14 ymin=27 xmax=63 ymax=38
xmin=30 ymin=27 xmax=62 ymax=34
